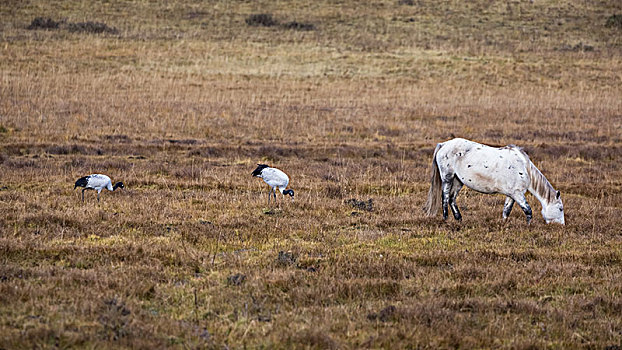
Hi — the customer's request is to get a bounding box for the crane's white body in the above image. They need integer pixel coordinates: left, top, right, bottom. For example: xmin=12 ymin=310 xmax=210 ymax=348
xmin=257 ymin=167 xmax=290 ymax=194
xmin=84 ymin=174 xmax=114 ymax=192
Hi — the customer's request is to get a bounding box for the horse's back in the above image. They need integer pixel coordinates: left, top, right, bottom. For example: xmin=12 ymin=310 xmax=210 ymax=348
xmin=436 ymin=138 xmax=530 ymax=195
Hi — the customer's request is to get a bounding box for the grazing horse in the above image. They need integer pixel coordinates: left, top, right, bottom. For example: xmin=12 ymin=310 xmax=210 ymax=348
xmin=424 ymin=138 xmax=564 ymax=224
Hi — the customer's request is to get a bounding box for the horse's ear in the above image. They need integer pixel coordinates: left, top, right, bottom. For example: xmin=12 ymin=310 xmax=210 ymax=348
xmin=556 ymin=191 xmax=560 ymax=199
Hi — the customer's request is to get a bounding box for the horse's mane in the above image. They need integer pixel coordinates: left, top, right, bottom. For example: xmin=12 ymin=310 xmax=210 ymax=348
xmin=517 ymin=147 xmax=556 ymax=204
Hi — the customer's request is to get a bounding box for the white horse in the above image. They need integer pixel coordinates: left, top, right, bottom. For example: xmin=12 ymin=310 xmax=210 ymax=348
xmin=424 ymin=138 xmax=564 ymax=224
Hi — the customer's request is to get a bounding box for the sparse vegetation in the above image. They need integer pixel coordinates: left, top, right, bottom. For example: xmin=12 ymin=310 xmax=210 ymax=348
xmin=27 ymin=17 xmax=61 ymax=30
xmin=66 ymin=21 xmax=118 ymax=35
xmin=1 ymin=0 xmax=621 ymax=348
xmin=246 ymin=13 xmax=315 ymax=31
xmin=282 ymin=21 xmax=315 ymax=31
xmin=26 ymin=17 xmax=117 ymax=34
xmin=246 ymin=13 xmax=278 ymax=27
xmin=606 ymin=14 xmax=622 ymax=29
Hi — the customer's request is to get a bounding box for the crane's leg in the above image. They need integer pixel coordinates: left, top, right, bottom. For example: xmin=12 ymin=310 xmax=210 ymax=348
xmin=97 ymin=191 xmax=101 ymax=202
xmin=82 ymin=188 xmax=86 ymax=202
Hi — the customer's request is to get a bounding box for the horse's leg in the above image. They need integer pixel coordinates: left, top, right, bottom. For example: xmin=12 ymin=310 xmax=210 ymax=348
xmin=503 ymin=197 xmax=515 ymax=219
xmin=513 ymin=194 xmax=532 ymax=224
xmin=441 ymin=180 xmax=452 ymax=220
xmin=449 ymin=177 xmax=463 ymax=221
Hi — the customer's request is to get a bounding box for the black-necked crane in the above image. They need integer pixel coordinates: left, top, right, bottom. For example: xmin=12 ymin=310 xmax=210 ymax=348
xmin=251 ymin=164 xmax=294 ymax=203
xmin=74 ymin=174 xmax=124 ymax=202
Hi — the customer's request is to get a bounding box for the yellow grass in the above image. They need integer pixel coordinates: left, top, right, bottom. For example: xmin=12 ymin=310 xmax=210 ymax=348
xmin=1 ymin=0 xmax=621 ymax=348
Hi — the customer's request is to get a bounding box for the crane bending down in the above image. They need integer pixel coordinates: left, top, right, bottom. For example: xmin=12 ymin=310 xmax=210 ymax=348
xmin=74 ymin=174 xmax=124 ymax=202
xmin=252 ymin=164 xmax=294 ymax=203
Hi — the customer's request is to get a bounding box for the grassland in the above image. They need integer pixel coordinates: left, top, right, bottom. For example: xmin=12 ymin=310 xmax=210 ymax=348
xmin=1 ymin=0 xmax=621 ymax=348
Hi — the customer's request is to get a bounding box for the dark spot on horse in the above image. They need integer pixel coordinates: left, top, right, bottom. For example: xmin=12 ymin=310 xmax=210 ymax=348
xmin=499 ymin=156 xmax=503 ymax=158
xmin=519 ymin=172 xmax=523 ymax=176
xmin=468 ymin=165 xmax=472 ymax=168
xmin=468 ymin=179 xmax=472 ymax=182
xmin=484 ymin=166 xmax=488 ymax=168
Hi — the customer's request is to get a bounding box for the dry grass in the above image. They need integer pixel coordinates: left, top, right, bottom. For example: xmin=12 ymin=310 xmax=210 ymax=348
xmin=1 ymin=0 xmax=622 ymax=348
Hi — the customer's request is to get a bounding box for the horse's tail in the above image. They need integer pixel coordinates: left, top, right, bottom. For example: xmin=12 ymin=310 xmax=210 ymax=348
xmin=424 ymin=143 xmax=442 ymax=217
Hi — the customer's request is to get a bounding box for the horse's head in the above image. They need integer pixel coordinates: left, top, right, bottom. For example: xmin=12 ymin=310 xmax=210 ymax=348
xmin=542 ymin=190 xmax=565 ymax=225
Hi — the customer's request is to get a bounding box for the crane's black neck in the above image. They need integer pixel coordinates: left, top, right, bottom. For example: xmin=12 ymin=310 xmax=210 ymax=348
xmin=283 ymin=189 xmax=294 ymax=197
xmin=113 ymin=182 xmax=125 ymax=191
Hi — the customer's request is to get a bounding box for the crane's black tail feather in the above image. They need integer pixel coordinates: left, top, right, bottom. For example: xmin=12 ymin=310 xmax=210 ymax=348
xmin=251 ymin=164 xmax=270 ymax=177
xmin=74 ymin=176 xmax=89 ymax=189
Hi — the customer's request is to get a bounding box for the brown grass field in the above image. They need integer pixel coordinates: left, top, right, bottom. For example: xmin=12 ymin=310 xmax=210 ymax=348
xmin=1 ymin=0 xmax=622 ymax=348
